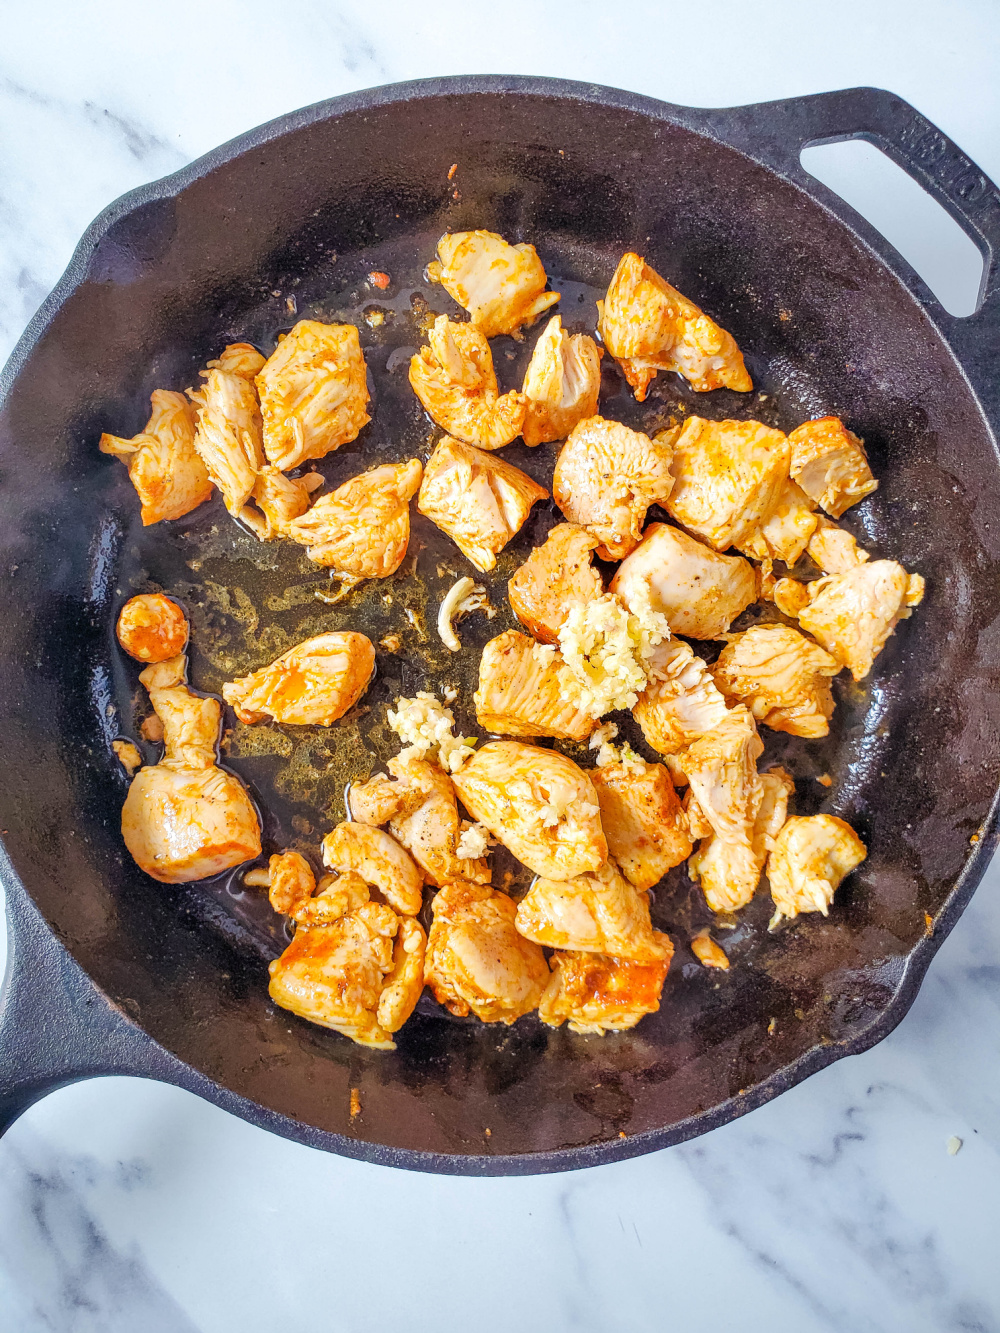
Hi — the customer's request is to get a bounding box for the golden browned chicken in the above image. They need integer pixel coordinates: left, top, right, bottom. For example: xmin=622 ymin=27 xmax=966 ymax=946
xmin=474 ymin=631 xmax=594 ymax=741
xmin=409 ymin=316 xmax=527 ymax=448
xmin=690 ymin=930 xmax=729 ymax=970
xmin=507 ymin=523 xmax=603 ymax=645
xmin=538 ymin=943 xmax=673 ymax=1034
xmin=632 ymin=639 xmax=731 ymax=762
xmin=248 ymin=849 xmax=371 ymax=925
xmin=767 ymin=813 xmax=867 ymax=928
xmin=424 ymin=880 xmax=549 ymax=1023
xmin=610 ymin=523 xmax=756 ymax=640
xmin=99 ymin=390 xmax=213 ymax=525
xmin=739 ymin=478 xmax=819 ymax=566
xmin=417 ymin=436 xmax=548 ymax=573
xmin=680 ymin=706 xmax=763 ymax=847
xmin=268 ymin=894 xmax=426 ymax=1048
xmin=452 ymin=740 xmax=607 ymax=880
xmin=665 ymin=417 xmax=791 ymax=552
xmin=805 ymin=515 xmax=870 ymax=573
xmin=121 ymin=655 xmax=261 ymax=882
xmin=688 ymin=765 xmax=793 ymax=912
xmin=552 ymin=416 xmax=677 ymax=559
xmin=779 ymin=560 xmax=925 ymax=680
xmin=590 ymin=758 xmax=692 ymax=889
xmin=116 ymin=594 xmax=188 ymax=663
xmin=240 ymin=466 xmax=324 ymax=540
xmin=516 ymin=860 xmax=668 ymax=961
xmin=597 ymin=252 xmax=752 ymax=400
xmin=788 ymin=417 xmax=878 ymax=518
xmin=427 ymin=230 xmax=560 ymax=338
xmin=321 ymin=821 xmax=424 ymax=915
xmin=222 ymin=632 xmax=375 ymax=725
xmin=189 ymin=343 xmax=266 ymax=516
xmin=112 ymin=739 xmax=143 ymax=777
xmin=521 ymin=315 xmax=602 ymax=446
xmin=256 ymin=321 xmax=371 ymax=469
xmin=711 ymin=624 xmax=840 ymax=738
xmin=285 ymin=459 xmax=423 ymax=577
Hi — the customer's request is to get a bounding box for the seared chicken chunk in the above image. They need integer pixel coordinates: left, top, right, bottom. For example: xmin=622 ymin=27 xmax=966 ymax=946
xmin=121 ymin=655 xmax=261 ymax=882
xmin=690 ymin=930 xmax=729 ymax=970
xmin=222 ymin=632 xmax=375 ymax=725
xmin=538 ymin=943 xmax=673 ymax=1034
xmin=767 ymin=813 xmax=867 ymax=928
xmin=268 ymin=894 xmax=426 ymax=1048
xmin=427 ymin=230 xmax=560 ymax=338
xmin=285 ymin=459 xmax=423 ymax=577
xmin=611 ymin=523 xmax=756 ymax=639
xmin=689 ymin=766 xmax=793 ymax=913
xmin=417 ymin=436 xmax=548 ymax=573
xmin=252 ymin=850 xmax=371 ymax=926
xmin=782 ymin=561 xmax=925 ymax=680
xmin=99 ymin=390 xmax=213 ymax=525
xmin=521 ymin=316 xmax=602 ymax=445
xmin=189 ymin=343 xmax=266 ymax=516
xmin=452 ymin=740 xmax=607 ymax=880
xmin=806 ymin=515 xmax=870 ymax=574
xmin=409 ymin=316 xmax=527 ymax=449
xmin=632 ymin=639 xmax=730 ymax=761
xmin=377 ymin=749 xmax=492 ymax=887
xmin=475 ymin=631 xmax=594 ymax=742
xmin=591 ymin=758 xmax=692 ymax=890
xmin=256 ymin=321 xmax=370 ymax=469
xmin=711 ymin=625 xmax=840 ymax=739
xmin=553 ymin=416 xmax=677 ymax=560
xmin=666 ymin=417 xmax=791 ymax=552
xmin=788 ymin=417 xmax=878 ymax=518
xmin=321 ymin=821 xmax=424 ymax=915
xmin=740 ymin=478 xmax=818 ymax=566
xmin=680 ymin=706 xmax=763 ymax=847
xmin=597 ymin=252 xmax=752 ymax=400
xmin=116 ymin=594 xmax=188 ymax=663
xmin=241 ymin=466 xmax=324 ymax=540
xmin=516 ymin=860 xmax=668 ymax=961
xmin=508 ymin=523 xmax=603 ymax=645
xmin=424 ymin=880 xmax=549 ymax=1023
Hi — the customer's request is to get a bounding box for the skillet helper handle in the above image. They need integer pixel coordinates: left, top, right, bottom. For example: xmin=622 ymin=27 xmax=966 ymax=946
xmin=0 ymin=873 xmax=158 ymax=1135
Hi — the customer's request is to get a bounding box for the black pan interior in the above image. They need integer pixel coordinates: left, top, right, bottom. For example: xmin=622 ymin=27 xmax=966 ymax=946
xmin=1 ymin=87 xmax=999 ymax=1163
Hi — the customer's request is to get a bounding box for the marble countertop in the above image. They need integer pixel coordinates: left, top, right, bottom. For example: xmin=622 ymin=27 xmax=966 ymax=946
xmin=2 ymin=3 xmax=1000 ymax=1329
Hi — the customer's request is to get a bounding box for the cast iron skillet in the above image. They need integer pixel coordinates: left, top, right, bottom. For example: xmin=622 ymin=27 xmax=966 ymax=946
xmin=1 ymin=77 xmax=999 ymax=1176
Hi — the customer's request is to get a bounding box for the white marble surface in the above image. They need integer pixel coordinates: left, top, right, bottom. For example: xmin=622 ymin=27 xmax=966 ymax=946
xmin=2 ymin=2 xmax=1000 ymax=1329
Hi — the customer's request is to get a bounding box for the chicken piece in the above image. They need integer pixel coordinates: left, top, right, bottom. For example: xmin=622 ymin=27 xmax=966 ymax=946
xmin=788 ymin=417 xmax=878 ymax=518
xmin=767 ymin=813 xmax=867 ymax=928
xmin=112 ymin=739 xmax=143 ymax=777
xmin=452 ymin=740 xmax=607 ymax=880
xmin=538 ymin=943 xmax=673 ymax=1034
xmin=689 ymin=765 xmax=793 ymax=913
xmin=427 ymin=230 xmax=560 ymax=338
xmin=711 ymin=625 xmax=840 ymax=739
xmin=521 ymin=316 xmax=602 ymax=446
xmin=515 ymin=860 xmax=668 ymax=961
xmin=783 ymin=561 xmax=925 ymax=681
xmin=256 ymin=321 xmax=370 ymax=470
xmin=738 ymin=478 xmax=819 ymax=566
xmin=417 ymin=436 xmax=548 ymax=573
xmin=321 ymin=821 xmax=423 ymax=915
xmin=121 ymin=655 xmax=261 ymax=882
xmin=385 ymin=750 xmax=492 ymax=887
xmin=222 ymin=632 xmax=375 ymax=726
xmin=240 ymin=466 xmax=324 ymax=540
xmin=690 ymin=930 xmax=730 ymax=970
xmin=285 ymin=459 xmax=423 ymax=577
xmin=665 ymin=417 xmax=791 ymax=552
xmin=553 ymin=416 xmax=677 ymax=560
xmin=611 ymin=523 xmax=756 ymax=640
xmin=116 ymin=594 xmax=188 ymax=663
xmin=424 ymin=880 xmax=549 ymax=1023
xmin=189 ymin=343 xmax=266 ymax=516
xmin=263 ymin=849 xmax=318 ymax=917
xmin=253 ymin=849 xmax=371 ymax=926
xmin=806 ymin=515 xmax=870 ymax=574
xmin=590 ymin=759 xmax=692 ymax=890
xmin=597 ymin=252 xmax=752 ymax=400
xmin=680 ymin=706 xmax=763 ymax=848
xmin=474 ymin=631 xmax=594 ymax=742
xmin=348 ymin=773 xmax=405 ymax=827
xmin=632 ymin=639 xmax=731 ymax=762
xmin=99 ymin=390 xmax=213 ymax=525
xmin=268 ymin=896 xmax=426 ymax=1048
xmin=508 ymin=523 xmax=603 ymax=645
xmin=409 ymin=316 xmax=527 ymax=449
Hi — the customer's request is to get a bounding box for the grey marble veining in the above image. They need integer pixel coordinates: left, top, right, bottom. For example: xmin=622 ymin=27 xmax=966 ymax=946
xmin=2 ymin=2 xmax=1000 ymax=1329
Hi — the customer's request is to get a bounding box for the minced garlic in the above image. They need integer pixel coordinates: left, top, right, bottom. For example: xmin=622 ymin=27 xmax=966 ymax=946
xmin=588 ymin=721 xmax=646 ymax=773
xmin=557 ymin=591 xmax=671 ymax=718
xmin=456 ymin=821 xmax=493 ymax=858
xmin=387 ymin=691 xmax=476 ymax=773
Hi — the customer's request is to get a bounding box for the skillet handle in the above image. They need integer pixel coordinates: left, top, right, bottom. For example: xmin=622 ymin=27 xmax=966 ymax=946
xmin=0 ymin=871 xmax=166 ymax=1135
